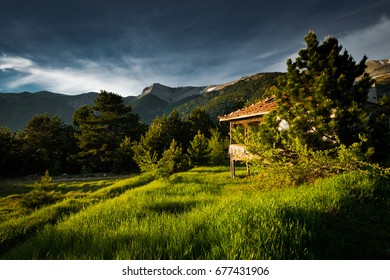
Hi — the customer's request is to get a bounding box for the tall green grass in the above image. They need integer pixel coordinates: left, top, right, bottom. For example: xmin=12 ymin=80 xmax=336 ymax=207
xmin=2 ymin=167 xmax=388 ymax=259
xmin=0 ymin=173 xmax=155 ymax=255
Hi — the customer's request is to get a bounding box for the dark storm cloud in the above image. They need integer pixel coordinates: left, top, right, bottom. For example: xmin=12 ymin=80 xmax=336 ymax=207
xmin=0 ymin=0 xmax=389 ymax=95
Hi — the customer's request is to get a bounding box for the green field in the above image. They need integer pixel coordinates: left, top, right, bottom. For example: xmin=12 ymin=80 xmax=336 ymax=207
xmin=0 ymin=166 xmax=389 ymax=259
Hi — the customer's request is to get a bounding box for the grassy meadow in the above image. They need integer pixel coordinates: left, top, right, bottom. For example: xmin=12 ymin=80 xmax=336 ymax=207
xmin=0 ymin=166 xmax=389 ymax=259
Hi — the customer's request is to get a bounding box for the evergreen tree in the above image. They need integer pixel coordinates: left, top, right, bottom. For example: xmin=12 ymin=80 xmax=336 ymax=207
xmin=156 ymin=139 xmax=189 ymax=179
xmin=188 ymin=107 xmax=215 ymax=138
xmin=73 ymin=90 xmax=145 ymax=172
xmin=0 ymin=126 xmax=21 ymax=177
xmin=187 ymin=130 xmax=210 ymax=166
xmin=208 ymin=128 xmax=229 ymax=165
xmin=132 ymin=110 xmax=191 ymax=171
xmin=165 ymin=110 xmax=192 ymax=151
xmin=132 ymin=126 xmax=161 ymax=173
xmin=19 ymin=114 xmax=73 ymax=174
xmin=367 ymin=99 xmax=390 ymax=162
xmin=259 ymin=31 xmax=372 ymax=153
xmin=112 ymin=136 xmax=138 ymax=173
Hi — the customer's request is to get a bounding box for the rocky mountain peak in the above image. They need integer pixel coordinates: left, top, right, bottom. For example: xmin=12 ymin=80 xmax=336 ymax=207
xmin=366 ymin=59 xmax=390 ymax=78
xmin=139 ymin=83 xmax=206 ymax=104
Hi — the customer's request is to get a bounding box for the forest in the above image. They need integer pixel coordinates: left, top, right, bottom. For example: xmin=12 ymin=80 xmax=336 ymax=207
xmin=0 ymin=91 xmax=230 ymax=178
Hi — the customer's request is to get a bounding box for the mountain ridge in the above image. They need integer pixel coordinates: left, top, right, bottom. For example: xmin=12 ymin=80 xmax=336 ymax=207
xmin=1 ymin=59 xmax=389 ymax=131
xmin=138 ymin=83 xmax=206 ymax=104
xmin=0 ymin=91 xmax=100 ymax=131
xmin=137 ymin=75 xmax=248 ymax=105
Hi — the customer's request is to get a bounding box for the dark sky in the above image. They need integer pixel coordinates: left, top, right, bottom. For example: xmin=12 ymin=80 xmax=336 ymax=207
xmin=0 ymin=0 xmax=389 ymax=96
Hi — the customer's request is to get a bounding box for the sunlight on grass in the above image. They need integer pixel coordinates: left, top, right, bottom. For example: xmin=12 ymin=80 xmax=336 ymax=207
xmin=1 ymin=167 xmax=389 ymax=259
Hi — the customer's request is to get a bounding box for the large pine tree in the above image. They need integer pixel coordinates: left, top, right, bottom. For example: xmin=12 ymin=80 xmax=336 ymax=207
xmin=73 ymin=90 xmax=145 ymax=172
xmin=266 ymin=31 xmax=372 ymax=151
xmin=19 ymin=114 xmax=76 ymax=174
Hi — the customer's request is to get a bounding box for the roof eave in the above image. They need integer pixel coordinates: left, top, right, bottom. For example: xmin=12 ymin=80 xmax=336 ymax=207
xmin=219 ymin=111 xmax=271 ymax=122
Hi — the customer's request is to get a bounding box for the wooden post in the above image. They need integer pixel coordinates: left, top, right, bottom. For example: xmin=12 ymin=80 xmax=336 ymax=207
xmin=230 ymin=158 xmax=235 ymax=178
xmin=229 ymin=122 xmax=233 ymax=144
xmin=244 ymin=123 xmax=248 ymax=144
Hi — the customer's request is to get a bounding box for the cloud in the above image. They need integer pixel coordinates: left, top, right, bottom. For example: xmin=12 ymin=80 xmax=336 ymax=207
xmin=263 ymin=15 xmax=390 ymax=72
xmin=0 ymin=51 xmax=266 ymax=96
xmin=2 ymin=14 xmax=389 ymax=95
xmin=0 ymin=54 xmax=155 ymax=96
xmin=339 ymin=15 xmax=390 ymax=60
xmin=0 ymin=55 xmax=34 ymax=71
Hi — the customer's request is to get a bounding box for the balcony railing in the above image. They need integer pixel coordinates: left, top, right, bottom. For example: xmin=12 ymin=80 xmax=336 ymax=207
xmin=229 ymin=144 xmax=253 ymax=160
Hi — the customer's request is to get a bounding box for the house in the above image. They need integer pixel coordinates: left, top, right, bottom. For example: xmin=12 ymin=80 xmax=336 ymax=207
xmin=219 ymin=97 xmax=277 ymax=177
xmin=219 ymin=93 xmax=390 ymax=178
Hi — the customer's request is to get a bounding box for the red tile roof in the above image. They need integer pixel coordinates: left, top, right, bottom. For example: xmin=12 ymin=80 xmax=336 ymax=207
xmin=219 ymin=97 xmax=277 ymax=122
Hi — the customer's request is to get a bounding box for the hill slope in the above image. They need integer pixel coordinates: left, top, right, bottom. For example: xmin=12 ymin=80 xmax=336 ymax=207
xmin=1 ymin=167 xmax=388 ymax=259
xmin=367 ymin=60 xmax=390 ymax=97
xmin=1 ymin=59 xmax=389 ymax=131
xmin=130 ymin=72 xmax=283 ymax=123
xmin=0 ymin=72 xmax=282 ymax=130
xmin=0 ymin=91 xmax=99 ymax=131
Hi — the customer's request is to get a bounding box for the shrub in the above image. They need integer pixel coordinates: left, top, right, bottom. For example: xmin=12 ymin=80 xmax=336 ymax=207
xmin=36 ymin=170 xmax=52 ymax=189
xmin=112 ymin=136 xmax=138 ymax=173
xmin=208 ymin=129 xmax=229 ymax=166
xmin=187 ymin=131 xmax=210 ymax=166
xmin=19 ymin=170 xmax=62 ymax=209
xmin=132 ymin=135 xmax=159 ymax=173
xmin=156 ymin=140 xmax=189 ymax=179
xmin=21 ymin=190 xmax=61 ymax=209
xmin=248 ymin=133 xmax=380 ymax=185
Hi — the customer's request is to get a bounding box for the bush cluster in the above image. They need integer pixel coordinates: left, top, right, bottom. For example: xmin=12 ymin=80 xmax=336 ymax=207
xmin=21 ymin=190 xmax=61 ymax=209
xmin=247 ymin=134 xmax=389 ymax=188
xmin=134 ymin=128 xmax=229 ymax=180
xmin=21 ymin=170 xmax=62 ymax=209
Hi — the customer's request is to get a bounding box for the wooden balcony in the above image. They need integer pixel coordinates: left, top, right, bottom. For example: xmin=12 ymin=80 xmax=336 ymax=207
xmin=219 ymin=97 xmax=277 ymax=178
xmin=229 ymin=144 xmax=251 ymax=160
xmin=228 ymin=144 xmax=257 ymax=178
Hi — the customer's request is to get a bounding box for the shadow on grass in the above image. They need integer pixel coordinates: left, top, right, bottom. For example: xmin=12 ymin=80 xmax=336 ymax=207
xmin=0 ymin=181 xmax=35 ymax=198
xmin=278 ymin=182 xmax=390 ymax=259
xmin=0 ymin=181 xmax=112 ymax=198
xmin=53 ymin=183 xmax=108 ymax=194
xmin=187 ymin=168 xmax=229 ymax=174
xmin=0 ymin=174 xmax=154 ymax=259
xmin=0 ymin=200 xmax=88 ymax=258
xmin=148 ymin=200 xmax=199 ymax=215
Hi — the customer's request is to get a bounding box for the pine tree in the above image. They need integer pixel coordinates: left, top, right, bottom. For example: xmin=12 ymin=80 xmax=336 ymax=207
xmin=264 ymin=31 xmax=372 ymax=151
xmin=187 ymin=130 xmax=210 ymax=166
xmin=208 ymin=128 xmax=229 ymax=165
xmin=132 ymin=110 xmax=191 ymax=172
xmin=19 ymin=114 xmax=73 ymax=174
xmin=73 ymin=90 xmax=145 ymax=172
xmin=156 ymin=139 xmax=189 ymax=179
xmin=132 ymin=134 xmax=159 ymax=173
xmin=188 ymin=107 xmax=215 ymax=138
xmin=112 ymin=136 xmax=138 ymax=173
xmin=0 ymin=126 xmax=21 ymax=177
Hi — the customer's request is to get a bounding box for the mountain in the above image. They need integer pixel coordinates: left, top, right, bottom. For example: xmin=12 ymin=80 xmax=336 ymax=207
xmin=0 ymin=91 xmax=99 ymax=131
xmin=129 ymin=83 xmax=206 ymax=124
xmin=128 ymin=76 xmax=254 ymax=124
xmin=366 ymin=60 xmax=390 ymax=97
xmin=1 ymin=60 xmax=389 ymax=131
xmin=366 ymin=59 xmax=390 ymax=78
xmin=138 ymin=83 xmax=206 ymax=104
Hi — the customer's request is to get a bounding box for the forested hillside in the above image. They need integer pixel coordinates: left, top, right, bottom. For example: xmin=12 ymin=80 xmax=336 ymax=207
xmin=0 ymin=72 xmax=283 ymax=130
xmin=128 ymin=72 xmax=283 ymax=124
xmin=0 ymin=92 xmax=99 ymax=131
xmin=174 ymin=72 xmax=283 ymax=121
xmin=2 ymin=62 xmax=390 ymax=130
